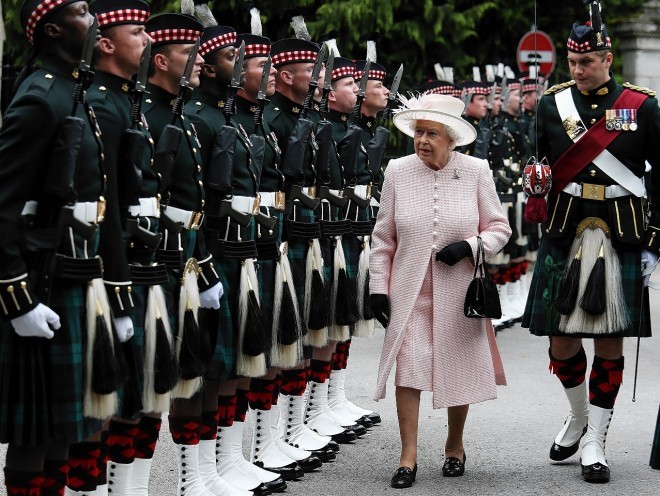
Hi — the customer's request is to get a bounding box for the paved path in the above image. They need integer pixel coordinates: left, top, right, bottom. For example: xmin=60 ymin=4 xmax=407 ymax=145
xmin=2 ymin=286 xmax=660 ymax=495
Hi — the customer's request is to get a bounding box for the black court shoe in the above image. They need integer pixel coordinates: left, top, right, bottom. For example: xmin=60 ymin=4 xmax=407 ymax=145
xmin=391 ymin=464 xmax=417 ymax=489
xmin=442 ymin=453 xmax=466 ymax=477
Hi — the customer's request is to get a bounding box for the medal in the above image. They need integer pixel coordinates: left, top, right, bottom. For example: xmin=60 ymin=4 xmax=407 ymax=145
xmin=605 ymin=109 xmax=615 ymax=131
xmin=630 ymin=108 xmax=638 ymax=131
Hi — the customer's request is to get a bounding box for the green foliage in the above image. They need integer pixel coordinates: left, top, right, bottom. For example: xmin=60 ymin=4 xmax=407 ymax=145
xmin=1 ymin=0 xmax=648 ymax=88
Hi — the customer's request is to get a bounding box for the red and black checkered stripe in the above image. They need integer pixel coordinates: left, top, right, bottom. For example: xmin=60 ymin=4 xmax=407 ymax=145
xmin=97 ymin=8 xmax=149 ymax=28
xmin=200 ymin=32 xmax=237 ymax=57
xmin=272 ymin=49 xmax=317 ymax=67
xmin=245 ymin=43 xmax=270 ymax=58
xmin=26 ymin=0 xmax=69 ymax=44
xmin=567 ymin=36 xmax=611 ymax=53
xmin=354 ymin=68 xmax=386 ymax=81
xmin=149 ymin=28 xmax=201 ymax=45
xmin=332 ymin=65 xmax=355 ymax=81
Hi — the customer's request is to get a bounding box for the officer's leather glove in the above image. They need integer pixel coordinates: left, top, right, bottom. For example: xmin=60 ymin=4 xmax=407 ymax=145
xmin=10 ymin=303 xmax=61 ymax=339
xmin=370 ymin=294 xmax=390 ymax=328
xmin=113 ymin=316 xmax=134 ymax=343
xmin=200 ymin=281 xmax=224 ymax=310
xmin=436 ymin=240 xmax=473 ymax=266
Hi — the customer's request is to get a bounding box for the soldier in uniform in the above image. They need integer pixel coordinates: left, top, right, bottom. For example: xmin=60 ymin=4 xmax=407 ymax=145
xmin=330 ymin=57 xmax=390 ymax=430
xmin=143 ymin=13 xmax=224 ymax=495
xmin=0 ymin=1 xmax=125 ymax=494
xmin=85 ymin=2 xmax=166 ymax=494
xmin=522 ymin=1 xmax=660 ymax=483
xmin=456 ymin=79 xmax=491 ymax=158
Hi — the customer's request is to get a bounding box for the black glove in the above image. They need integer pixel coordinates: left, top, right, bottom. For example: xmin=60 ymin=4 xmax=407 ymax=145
xmin=370 ymin=294 xmax=390 ymax=328
xmin=435 ymin=240 xmax=472 ymax=266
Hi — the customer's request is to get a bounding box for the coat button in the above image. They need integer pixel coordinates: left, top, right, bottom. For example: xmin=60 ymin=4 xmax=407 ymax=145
xmin=590 ymin=169 xmax=597 ymax=177
xmin=432 ymin=244 xmax=437 ymax=250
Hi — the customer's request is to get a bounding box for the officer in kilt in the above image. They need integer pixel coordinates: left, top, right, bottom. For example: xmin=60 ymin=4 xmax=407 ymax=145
xmin=0 ymin=1 xmax=125 ymax=494
xmin=522 ymin=1 xmax=660 ymax=483
xmin=83 ymin=2 xmax=170 ymax=494
xmin=143 ymin=13 xmax=224 ymax=495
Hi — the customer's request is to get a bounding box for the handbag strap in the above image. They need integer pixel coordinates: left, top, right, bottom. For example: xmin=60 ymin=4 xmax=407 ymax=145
xmin=473 ymin=236 xmax=485 ymax=278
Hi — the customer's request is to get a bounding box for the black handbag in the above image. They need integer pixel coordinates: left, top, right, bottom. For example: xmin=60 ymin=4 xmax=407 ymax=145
xmin=464 ymin=237 xmax=502 ymax=319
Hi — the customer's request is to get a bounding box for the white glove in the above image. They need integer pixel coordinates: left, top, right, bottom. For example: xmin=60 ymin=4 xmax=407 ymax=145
xmin=641 ymin=250 xmax=660 ymax=288
xmin=199 ymin=281 xmax=223 ymax=310
xmin=113 ymin=316 xmax=134 ymax=343
xmin=10 ymin=303 xmax=61 ymax=339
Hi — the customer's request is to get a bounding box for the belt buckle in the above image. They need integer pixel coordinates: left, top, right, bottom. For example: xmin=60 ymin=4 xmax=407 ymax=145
xmin=275 ymin=191 xmax=286 ymax=210
xmin=96 ymin=196 xmax=106 ymax=223
xmin=189 ymin=211 xmax=203 ymax=230
xmin=366 ymin=184 xmax=372 ymax=199
xmin=306 ymin=186 xmax=316 ymax=199
xmin=581 ymin=183 xmax=606 ymax=201
xmin=252 ymin=196 xmax=261 ymax=215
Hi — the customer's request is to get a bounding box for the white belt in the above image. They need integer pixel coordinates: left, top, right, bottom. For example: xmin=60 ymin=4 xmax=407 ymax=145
xmin=562 ymin=182 xmax=632 ymax=201
xmin=163 ymin=205 xmax=204 ymax=230
xmin=128 ymin=197 xmax=160 ymax=218
xmin=259 ymin=192 xmax=285 ymax=210
xmin=370 ymin=197 xmax=380 ymax=207
xmin=21 ymin=200 xmax=104 ymax=223
xmin=329 ymin=189 xmax=342 ymax=196
xmin=352 ymin=185 xmax=371 ymax=200
xmin=231 ymin=195 xmax=258 ymax=214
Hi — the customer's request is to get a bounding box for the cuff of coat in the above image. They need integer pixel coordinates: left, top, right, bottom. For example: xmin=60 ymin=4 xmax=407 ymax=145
xmin=197 ymin=255 xmax=220 ymax=292
xmin=0 ymin=274 xmax=39 ymax=320
xmin=644 ymin=225 xmax=660 ymax=255
xmin=104 ymin=281 xmax=135 ymax=317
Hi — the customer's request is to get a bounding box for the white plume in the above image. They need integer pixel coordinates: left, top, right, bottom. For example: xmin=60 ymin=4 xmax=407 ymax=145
xmin=434 ymin=63 xmax=446 ymax=81
xmin=250 ymin=6 xmax=262 ymax=36
xmin=290 ymin=15 xmax=311 ymax=41
xmin=366 ymin=40 xmax=377 ymax=62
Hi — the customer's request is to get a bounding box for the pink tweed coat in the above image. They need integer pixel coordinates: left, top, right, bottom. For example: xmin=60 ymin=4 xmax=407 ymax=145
xmin=370 ymin=152 xmax=511 ymax=408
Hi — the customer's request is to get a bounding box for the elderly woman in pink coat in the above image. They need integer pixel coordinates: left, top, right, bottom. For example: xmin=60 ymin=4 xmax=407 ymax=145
xmin=369 ymin=94 xmax=511 ymax=489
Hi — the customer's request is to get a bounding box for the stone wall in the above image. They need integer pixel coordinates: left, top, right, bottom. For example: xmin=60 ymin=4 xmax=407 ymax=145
xmin=618 ymin=0 xmax=660 ymax=92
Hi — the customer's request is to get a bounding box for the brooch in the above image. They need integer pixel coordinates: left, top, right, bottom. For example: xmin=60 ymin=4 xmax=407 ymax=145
xmin=453 ymin=169 xmax=461 ymax=179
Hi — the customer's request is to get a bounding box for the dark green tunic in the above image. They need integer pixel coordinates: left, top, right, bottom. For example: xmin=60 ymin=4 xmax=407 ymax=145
xmin=0 ymin=55 xmax=107 ymax=446
xmin=523 ymin=77 xmax=660 ymax=337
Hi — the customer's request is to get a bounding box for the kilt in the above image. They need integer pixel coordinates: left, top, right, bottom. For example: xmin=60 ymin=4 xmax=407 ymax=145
xmin=522 ymin=201 xmax=651 ymax=338
xmin=286 ymin=203 xmax=320 ymax=359
xmin=0 ymin=280 xmax=102 ymax=446
xmin=116 ymin=217 xmax=160 ymax=419
xmin=205 ymin=220 xmax=258 ymax=380
xmin=256 ymin=209 xmax=285 ymax=338
xmin=340 ymin=201 xmax=370 ymax=281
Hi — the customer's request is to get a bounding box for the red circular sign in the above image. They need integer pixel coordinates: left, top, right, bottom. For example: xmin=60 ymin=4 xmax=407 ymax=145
xmin=517 ymin=30 xmax=556 ymax=78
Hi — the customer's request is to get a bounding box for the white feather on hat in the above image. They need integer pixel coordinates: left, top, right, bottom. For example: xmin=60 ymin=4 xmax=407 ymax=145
xmin=392 ymin=93 xmax=477 ymax=147
xmin=250 ymin=5 xmax=262 ymax=36
xmin=181 ymin=0 xmax=217 ymax=28
xmin=434 ymin=63 xmax=446 ymax=81
xmin=290 ymin=15 xmax=311 ymax=41
xmin=366 ymin=39 xmax=377 ymax=62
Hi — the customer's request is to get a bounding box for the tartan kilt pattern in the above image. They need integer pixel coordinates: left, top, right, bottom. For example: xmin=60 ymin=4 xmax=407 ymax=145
xmin=522 ymin=233 xmax=651 ymax=339
xmin=0 ymin=280 xmax=102 ymax=446
xmin=340 ymin=202 xmax=370 ymax=280
xmin=285 ymin=204 xmax=318 ymax=308
xmin=204 ymin=262 xmax=236 ymax=381
xmin=257 ymin=209 xmax=285 ymax=335
xmin=206 ymin=220 xmax=258 ymax=380
xmin=116 ymin=221 xmax=160 ymax=419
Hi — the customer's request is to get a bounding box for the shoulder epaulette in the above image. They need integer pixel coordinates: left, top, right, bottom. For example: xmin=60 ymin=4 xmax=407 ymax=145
xmin=623 ymin=82 xmax=656 ymax=97
xmin=544 ymin=80 xmax=575 ymax=95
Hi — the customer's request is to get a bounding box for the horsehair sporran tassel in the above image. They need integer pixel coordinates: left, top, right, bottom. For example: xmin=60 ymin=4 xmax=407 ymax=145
xmin=559 ymin=225 xmax=629 ymax=335
xmin=237 ymin=258 xmax=267 ymax=377
xmin=305 ymin=238 xmax=329 ymax=346
xmin=143 ymin=284 xmax=175 ymax=413
xmin=171 ymin=263 xmax=203 ymax=399
xmin=580 ymin=243 xmax=606 ymax=315
xmin=329 ymin=238 xmax=351 ymax=342
xmin=84 ymin=278 xmax=118 ymax=419
xmin=270 ymin=255 xmax=303 ymax=368
xmin=555 ymin=244 xmax=582 ymax=315
xmin=354 ymin=237 xmax=375 ymax=337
